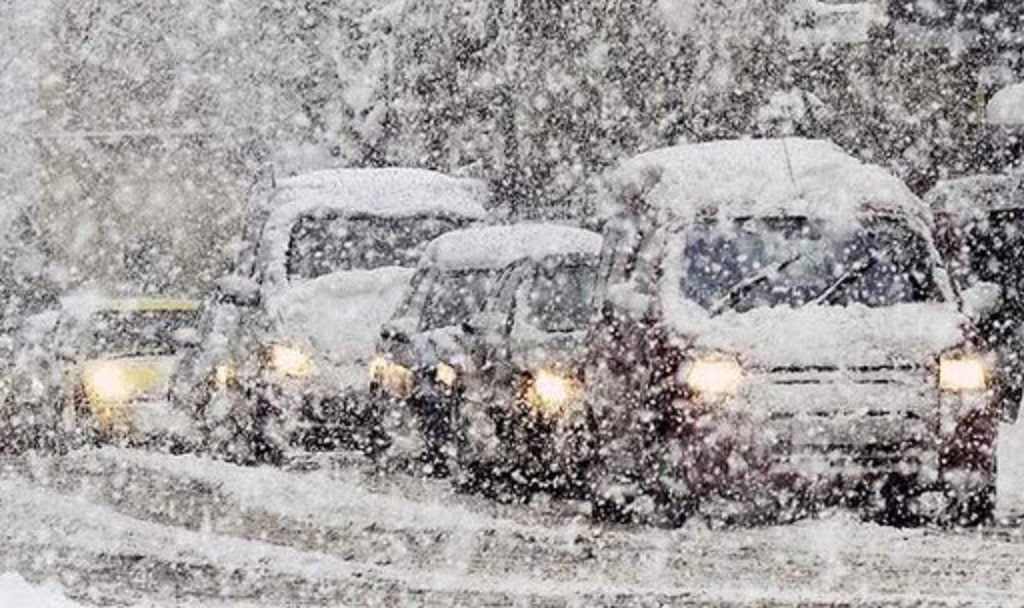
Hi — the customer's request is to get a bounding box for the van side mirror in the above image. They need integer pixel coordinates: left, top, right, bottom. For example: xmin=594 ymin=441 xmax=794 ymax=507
xmin=606 ymin=282 xmax=654 ymax=320
xmin=962 ymin=281 xmax=1002 ymax=322
xmin=380 ymin=316 xmax=417 ymax=344
xmin=214 ymin=275 xmax=261 ymax=308
xmin=461 ymin=312 xmax=508 ymax=337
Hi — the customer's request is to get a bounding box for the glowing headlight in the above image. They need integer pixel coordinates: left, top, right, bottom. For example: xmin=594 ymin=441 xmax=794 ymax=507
xmin=436 ymin=362 xmax=458 ymax=388
xmin=83 ymin=362 xmax=133 ymax=403
xmin=269 ymin=345 xmax=315 ymax=378
xmin=369 ymin=355 xmax=414 ymax=399
xmin=214 ymin=363 xmax=237 ymax=389
xmin=526 ymin=370 xmax=581 ymax=415
xmin=685 ymin=357 xmax=743 ymax=397
xmin=939 ymin=355 xmax=988 ymax=392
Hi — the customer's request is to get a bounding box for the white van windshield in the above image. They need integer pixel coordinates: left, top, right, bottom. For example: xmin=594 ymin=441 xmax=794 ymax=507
xmin=682 ymin=216 xmax=942 ymax=313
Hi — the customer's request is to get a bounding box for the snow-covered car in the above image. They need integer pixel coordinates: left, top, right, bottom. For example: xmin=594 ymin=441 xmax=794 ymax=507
xmin=46 ymin=295 xmax=202 ymax=445
xmin=372 ymin=224 xmax=602 ymax=491
xmin=584 ymin=138 xmax=1004 ymax=527
xmin=927 ymin=174 xmax=1024 ymax=423
xmin=210 ymin=168 xmax=490 ymax=463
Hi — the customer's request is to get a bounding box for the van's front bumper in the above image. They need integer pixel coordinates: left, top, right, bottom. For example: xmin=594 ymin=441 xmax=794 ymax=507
xmin=597 ymin=365 xmax=995 ymax=503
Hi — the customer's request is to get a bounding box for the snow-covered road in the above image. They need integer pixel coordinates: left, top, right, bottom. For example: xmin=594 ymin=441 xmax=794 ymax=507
xmin=0 ymin=421 xmax=1022 ymax=606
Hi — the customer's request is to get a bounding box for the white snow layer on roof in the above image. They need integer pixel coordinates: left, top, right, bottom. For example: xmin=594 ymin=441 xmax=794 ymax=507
xmin=272 ymin=167 xmax=490 ymax=221
xmin=925 ymin=174 xmax=1023 ymax=218
xmin=602 ymin=138 xmax=926 ymax=222
xmin=987 ymin=83 xmax=1024 ymax=126
xmin=424 ymin=224 xmax=604 ymax=270
xmin=787 ymin=0 xmax=887 ymax=48
xmin=0 ymin=573 xmax=80 ymax=608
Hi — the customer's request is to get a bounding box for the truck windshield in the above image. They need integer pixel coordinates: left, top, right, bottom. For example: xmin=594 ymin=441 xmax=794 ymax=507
xmin=420 ymin=269 xmax=502 ymax=331
xmin=86 ymin=309 xmax=201 ymax=358
xmin=682 ymin=216 xmax=942 ymax=313
xmin=287 ymin=214 xmax=462 ymax=280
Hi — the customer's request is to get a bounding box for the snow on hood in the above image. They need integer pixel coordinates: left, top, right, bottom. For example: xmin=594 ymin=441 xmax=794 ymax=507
xmin=424 ymin=223 xmax=603 ymax=271
xmin=661 ymin=296 xmax=965 ymax=369
xmin=787 ymin=0 xmax=888 ymax=48
xmin=988 ymin=83 xmax=1024 ymax=126
xmin=0 ymin=573 xmax=80 ymax=608
xmin=267 ymin=267 xmax=415 ymax=376
xmin=600 ymin=138 xmax=926 ymax=225
xmin=925 ymin=173 xmax=1023 ymax=219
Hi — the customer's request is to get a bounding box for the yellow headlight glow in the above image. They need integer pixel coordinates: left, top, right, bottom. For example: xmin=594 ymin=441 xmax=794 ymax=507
xmin=685 ymin=357 xmax=743 ymax=397
xmin=436 ymin=362 xmax=458 ymax=388
xmin=939 ymin=356 xmax=988 ymax=392
xmin=83 ymin=362 xmax=134 ymax=404
xmin=369 ymin=355 xmax=414 ymax=399
xmin=214 ymin=363 xmax=237 ymax=389
xmin=526 ymin=370 xmax=581 ymax=415
xmin=270 ymin=345 xmax=315 ymax=378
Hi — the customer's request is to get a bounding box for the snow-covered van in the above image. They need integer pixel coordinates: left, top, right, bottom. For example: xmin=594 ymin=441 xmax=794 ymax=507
xmin=372 ymin=224 xmax=602 ymax=491
xmin=211 ymin=168 xmax=490 ymax=463
xmin=43 ymin=295 xmax=203 ymax=444
xmin=584 ymin=138 xmax=1003 ymax=527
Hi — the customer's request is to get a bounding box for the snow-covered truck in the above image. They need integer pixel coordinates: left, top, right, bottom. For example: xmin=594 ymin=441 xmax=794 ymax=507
xmin=583 ymin=138 xmax=1004 ymax=527
xmin=197 ymin=168 xmax=490 ymax=463
xmin=371 ymin=223 xmax=602 ymax=494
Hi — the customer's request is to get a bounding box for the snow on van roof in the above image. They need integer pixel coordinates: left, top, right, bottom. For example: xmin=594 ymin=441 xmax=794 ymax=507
xmin=270 ymin=167 xmax=490 ymax=222
xmin=987 ymin=83 xmax=1024 ymax=126
xmin=424 ymin=224 xmax=603 ymax=271
xmin=601 ymin=138 xmax=926 ymax=223
xmin=925 ymin=174 xmax=1024 ymax=219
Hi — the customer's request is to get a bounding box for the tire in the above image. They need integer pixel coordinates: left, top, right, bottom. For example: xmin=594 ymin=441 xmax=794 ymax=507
xmin=877 ymin=473 xmax=923 ymax=528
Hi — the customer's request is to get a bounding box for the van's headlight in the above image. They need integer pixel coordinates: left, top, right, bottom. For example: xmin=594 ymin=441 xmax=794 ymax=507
xmin=684 ymin=356 xmax=743 ymax=397
xmin=83 ymin=362 xmax=134 ymax=403
xmin=269 ymin=345 xmax=315 ymax=378
xmin=214 ymin=363 xmax=237 ymax=389
xmin=369 ymin=355 xmax=414 ymax=399
xmin=525 ymin=370 xmax=582 ymax=415
xmin=939 ymin=353 xmax=988 ymax=393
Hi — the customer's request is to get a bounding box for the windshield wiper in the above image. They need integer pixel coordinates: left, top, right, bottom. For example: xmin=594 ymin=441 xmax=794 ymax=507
xmin=807 ymin=253 xmax=878 ymax=307
xmin=709 ymin=253 xmax=803 ymax=317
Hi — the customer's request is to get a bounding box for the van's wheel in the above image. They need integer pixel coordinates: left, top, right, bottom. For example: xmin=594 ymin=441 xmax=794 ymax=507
xmin=877 ymin=474 xmax=922 ymax=528
xmin=940 ymin=414 xmax=998 ymax=528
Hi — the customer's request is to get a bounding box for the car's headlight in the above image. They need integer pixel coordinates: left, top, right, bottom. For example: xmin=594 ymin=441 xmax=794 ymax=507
xmin=684 ymin=356 xmax=743 ymax=397
xmin=435 ymin=362 xmax=458 ymax=389
xmin=525 ymin=369 xmax=582 ymax=415
xmin=369 ymin=355 xmax=414 ymax=399
xmin=83 ymin=362 xmax=134 ymax=404
xmin=214 ymin=363 xmax=237 ymax=389
xmin=939 ymin=353 xmax=988 ymax=393
xmin=269 ymin=344 xmax=315 ymax=378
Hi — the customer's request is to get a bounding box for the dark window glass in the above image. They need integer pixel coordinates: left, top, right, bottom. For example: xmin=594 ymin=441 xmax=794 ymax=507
xmin=682 ymin=217 xmax=942 ymax=313
xmin=287 ymin=215 xmax=462 ymax=280
xmin=421 ymin=269 xmax=501 ymax=331
xmin=86 ymin=310 xmax=201 ymax=358
xmin=524 ymin=258 xmax=598 ymax=333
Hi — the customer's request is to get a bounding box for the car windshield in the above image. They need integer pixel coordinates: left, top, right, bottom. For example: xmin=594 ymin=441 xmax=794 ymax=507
xmin=420 ymin=268 xmax=502 ymax=331
xmin=523 ymin=258 xmax=598 ymax=333
xmin=287 ymin=214 xmax=462 ymax=280
xmin=85 ymin=309 xmax=202 ymax=358
xmin=682 ymin=216 xmax=942 ymax=313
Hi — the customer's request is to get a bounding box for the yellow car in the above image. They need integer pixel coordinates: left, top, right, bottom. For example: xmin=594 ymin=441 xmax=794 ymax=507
xmin=54 ymin=296 xmax=203 ymax=444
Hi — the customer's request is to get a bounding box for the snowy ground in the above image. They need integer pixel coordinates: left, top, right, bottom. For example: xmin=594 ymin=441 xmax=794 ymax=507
xmin=0 ymin=421 xmax=1021 ymax=606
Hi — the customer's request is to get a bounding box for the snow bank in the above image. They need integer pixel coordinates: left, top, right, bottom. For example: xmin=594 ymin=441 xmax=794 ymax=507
xmin=424 ymin=223 xmax=603 ymax=271
xmin=0 ymin=573 xmax=79 ymax=608
xmin=999 ymin=419 xmax=1024 ymax=513
xmin=601 ymin=138 xmax=925 ymax=224
xmin=987 ymin=83 xmax=1024 ymax=127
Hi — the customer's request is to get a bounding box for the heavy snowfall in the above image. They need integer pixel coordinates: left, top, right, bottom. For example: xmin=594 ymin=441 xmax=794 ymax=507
xmin=3 ymin=1 xmax=1024 ymax=606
